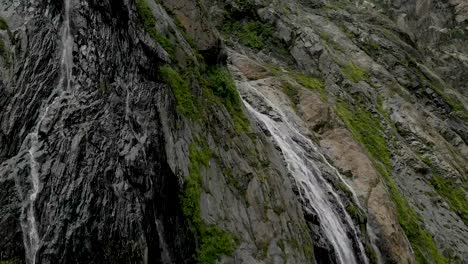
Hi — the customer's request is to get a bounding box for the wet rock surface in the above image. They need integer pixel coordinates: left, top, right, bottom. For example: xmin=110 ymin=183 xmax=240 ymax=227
xmin=0 ymin=0 xmax=467 ymax=263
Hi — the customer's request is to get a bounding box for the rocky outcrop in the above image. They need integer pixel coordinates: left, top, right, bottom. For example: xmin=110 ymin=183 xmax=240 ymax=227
xmin=0 ymin=0 xmax=467 ymax=263
xmin=0 ymin=0 xmax=315 ymax=263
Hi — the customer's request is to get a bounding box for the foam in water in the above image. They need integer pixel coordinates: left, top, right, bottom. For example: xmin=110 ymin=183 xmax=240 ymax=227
xmin=241 ymin=84 xmax=369 ymax=264
xmin=21 ymin=1 xmax=73 ymax=263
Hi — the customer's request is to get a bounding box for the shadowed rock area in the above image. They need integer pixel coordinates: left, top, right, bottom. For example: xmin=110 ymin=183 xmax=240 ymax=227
xmin=0 ymin=0 xmax=467 ymax=263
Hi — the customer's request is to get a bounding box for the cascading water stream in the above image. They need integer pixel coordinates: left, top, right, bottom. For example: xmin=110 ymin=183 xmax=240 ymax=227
xmin=21 ymin=1 xmax=73 ymax=263
xmin=240 ymin=82 xmax=369 ymax=264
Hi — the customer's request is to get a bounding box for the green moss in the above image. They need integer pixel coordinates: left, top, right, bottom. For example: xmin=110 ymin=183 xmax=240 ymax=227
xmin=406 ymin=57 xmax=466 ymax=113
xmin=375 ymin=164 xmax=449 ymax=264
xmin=337 ymin=182 xmax=354 ymax=198
xmin=199 ymin=227 xmax=236 ymax=264
xmin=337 ymin=101 xmax=448 ymax=263
xmin=365 ymin=244 xmax=379 ymax=264
xmin=160 ymin=66 xmax=199 ymax=119
xmin=448 ymin=28 xmax=468 ymax=40
xmin=339 ymin=24 xmax=358 ymax=39
xmin=223 ymin=20 xmax=274 ymax=50
xmin=430 ymin=175 xmax=468 ymax=225
xmin=221 ymin=8 xmax=289 ymax=56
xmin=0 ymin=17 xmax=8 ymax=31
xmin=181 ymin=141 xmax=235 ymax=264
xmin=320 ymin=32 xmax=344 ymax=52
xmin=430 ymin=83 xmax=465 ymax=112
xmin=346 ymin=204 xmax=366 ymax=224
xmin=203 ymin=67 xmax=250 ymax=132
xmin=0 ymin=258 xmax=22 ymax=264
xmin=281 ymin=81 xmax=299 ymax=107
xmin=336 ymin=102 xmax=391 ymax=167
xmin=321 ymin=2 xmax=348 ymax=11
xmin=291 ymin=72 xmax=327 ymax=100
xmin=420 ymin=156 xmax=433 ymax=167
xmin=341 ymin=63 xmax=369 ymax=83
xmin=362 ymin=37 xmax=380 ymax=53
xmin=135 ymin=0 xmax=174 ymax=56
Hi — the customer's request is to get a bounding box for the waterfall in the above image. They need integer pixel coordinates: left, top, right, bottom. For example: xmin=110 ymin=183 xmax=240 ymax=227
xmin=21 ymin=1 xmax=73 ymax=263
xmin=240 ymin=82 xmax=369 ymax=264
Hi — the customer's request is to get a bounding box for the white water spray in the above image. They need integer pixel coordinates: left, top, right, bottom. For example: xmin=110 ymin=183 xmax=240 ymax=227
xmin=241 ymin=83 xmax=369 ymax=264
xmin=21 ymin=1 xmax=73 ymax=263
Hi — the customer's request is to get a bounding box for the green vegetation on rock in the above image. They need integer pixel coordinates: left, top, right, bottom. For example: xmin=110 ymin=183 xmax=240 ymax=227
xmin=135 ymin=0 xmax=174 ymax=56
xmin=221 ymin=3 xmax=288 ymax=56
xmin=223 ymin=21 xmax=273 ymax=50
xmin=281 ymin=81 xmax=300 ymax=107
xmin=375 ymin=164 xmax=449 ymax=264
xmin=202 ymin=67 xmax=250 ymax=132
xmin=181 ymin=141 xmax=236 ymax=264
xmin=0 ymin=258 xmax=22 ymax=264
xmin=337 ymin=102 xmax=391 ymax=167
xmin=341 ymin=63 xmax=369 ymax=83
xmin=0 ymin=17 xmax=8 ymax=31
xmin=291 ymin=72 xmax=326 ymax=100
xmin=337 ymin=101 xmax=448 ymax=264
xmin=430 ymin=175 xmax=468 ymax=225
xmin=320 ymin=32 xmax=344 ymax=52
xmin=160 ymin=66 xmax=200 ymax=119
xmin=448 ymin=28 xmax=468 ymax=40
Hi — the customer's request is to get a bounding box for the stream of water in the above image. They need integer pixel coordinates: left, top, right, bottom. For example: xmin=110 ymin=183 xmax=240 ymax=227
xmin=241 ymin=82 xmax=369 ymax=264
xmin=21 ymin=1 xmax=73 ymax=263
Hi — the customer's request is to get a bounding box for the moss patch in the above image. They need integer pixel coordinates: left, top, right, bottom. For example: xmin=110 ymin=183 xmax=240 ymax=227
xmin=341 ymin=63 xmax=369 ymax=83
xmin=320 ymin=32 xmax=344 ymax=52
xmin=160 ymin=66 xmax=200 ymax=119
xmin=375 ymin=164 xmax=449 ymax=264
xmin=202 ymin=67 xmax=250 ymax=132
xmin=281 ymin=81 xmax=300 ymax=107
xmin=336 ymin=102 xmax=391 ymax=167
xmin=224 ymin=21 xmax=272 ymax=49
xmin=291 ymin=72 xmax=326 ymax=100
xmin=181 ymin=141 xmax=236 ymax=264
xmin=0 ymin=17 xmax=8 ymax=31
xmin=221 ymin=4 xmax=289 ymax=56
xmin=430 ymin=175 xmax=468 ymax=225
xmin=337 ymin=101 xmax=448 ymax=263
xmin=135 ymin=0 xmax=175 ymax=57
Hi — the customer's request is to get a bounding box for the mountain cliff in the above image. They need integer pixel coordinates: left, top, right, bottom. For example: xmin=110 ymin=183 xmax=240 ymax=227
xmin=0 ymin=0 xmax=466 ymax=263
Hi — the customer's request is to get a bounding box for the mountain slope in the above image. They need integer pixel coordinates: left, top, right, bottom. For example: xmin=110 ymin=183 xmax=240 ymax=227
xmin=0 ymin=0 xmax=466 ymax=263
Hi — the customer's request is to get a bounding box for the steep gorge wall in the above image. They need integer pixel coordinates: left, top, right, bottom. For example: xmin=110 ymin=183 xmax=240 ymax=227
xmin=0 ymin=0 xmax=466 ymax=263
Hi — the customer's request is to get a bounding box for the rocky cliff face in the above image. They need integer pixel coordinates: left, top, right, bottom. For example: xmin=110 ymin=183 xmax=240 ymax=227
xmin=0 ymin=0 xmax=466 ymax=264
